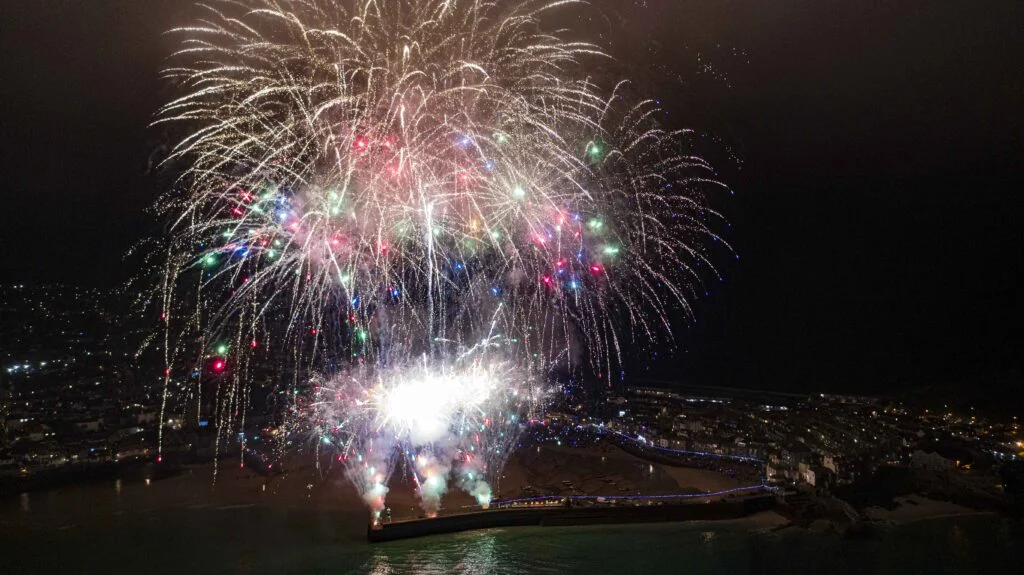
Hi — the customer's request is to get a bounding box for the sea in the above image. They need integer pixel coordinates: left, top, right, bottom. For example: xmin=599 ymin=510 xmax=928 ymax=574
xmin=2 ymin=474 xmax=1021 ymax=574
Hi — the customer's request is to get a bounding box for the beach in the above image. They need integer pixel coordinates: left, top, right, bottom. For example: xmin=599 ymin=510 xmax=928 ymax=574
xmin=1 ymin=438 xmax=771 ymax=532
xmin=862 ymin=494 xmax=997 ymax=525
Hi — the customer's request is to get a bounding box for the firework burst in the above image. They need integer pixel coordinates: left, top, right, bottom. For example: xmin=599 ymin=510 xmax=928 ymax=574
xmin=308 ymin=331 xmax=534 ymax=519
xmin=145 ymin=0 xmax=729 ymax=517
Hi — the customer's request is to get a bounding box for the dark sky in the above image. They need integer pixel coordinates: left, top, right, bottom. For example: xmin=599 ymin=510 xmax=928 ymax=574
xmin=2 ymin=1 xmax=1022 ymax=393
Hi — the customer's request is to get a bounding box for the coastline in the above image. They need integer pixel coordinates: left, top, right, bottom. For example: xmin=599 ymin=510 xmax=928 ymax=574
xmin=862 ymin=494 xmax=997 ymax=526
xmin=0 ymin=438 xmax=763 ymax=531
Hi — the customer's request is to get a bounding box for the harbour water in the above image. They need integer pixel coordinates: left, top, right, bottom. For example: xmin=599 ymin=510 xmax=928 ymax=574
xmin=2 ymin=474 xmax=1021 ymax=574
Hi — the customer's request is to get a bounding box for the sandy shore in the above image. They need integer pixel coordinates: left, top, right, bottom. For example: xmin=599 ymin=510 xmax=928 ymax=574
xmin=1 ymin=440 xmax=764 ymax=529
xmin=499 ymin=443 xmax=744 ymax=499
xmin=346 ymin=441 xmax=753 ymax=520
xmin=861 ymin=494 xmax=995 ymax=525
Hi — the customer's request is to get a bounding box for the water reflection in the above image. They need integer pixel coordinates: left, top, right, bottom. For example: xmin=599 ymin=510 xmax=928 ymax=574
xmin=2 ymin=475 xmax=1016 ymax=575
xmin=364 ymin=530 xmax=516 ymax=575
xmin=945 ymin=523 xmax=970 ymax=561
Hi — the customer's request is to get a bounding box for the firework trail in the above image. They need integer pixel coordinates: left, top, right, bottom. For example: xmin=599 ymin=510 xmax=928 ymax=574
xmin=146 ymin=0 xmax=729 ymax=517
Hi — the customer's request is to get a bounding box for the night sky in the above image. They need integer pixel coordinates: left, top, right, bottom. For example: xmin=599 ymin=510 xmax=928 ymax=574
xmin=2 ymin=1 xmax=1021 ymax=394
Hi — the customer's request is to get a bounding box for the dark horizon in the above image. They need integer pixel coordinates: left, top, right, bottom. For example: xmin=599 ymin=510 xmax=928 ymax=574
xmin=2 ymin=0 xmax=1021 ymax=394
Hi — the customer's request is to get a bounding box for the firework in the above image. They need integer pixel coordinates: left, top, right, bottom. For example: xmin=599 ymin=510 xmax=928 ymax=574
xmin=309 ymin=333 xmax=533 ymax=520
xmin=148 ymin=0 xmax=728 ymax=517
